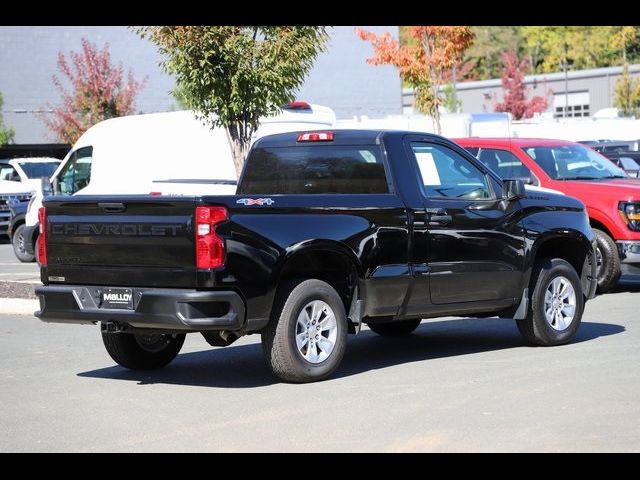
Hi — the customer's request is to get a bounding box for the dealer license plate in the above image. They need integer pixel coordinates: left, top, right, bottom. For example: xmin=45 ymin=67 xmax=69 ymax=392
xmin=101 ymin=288 xmax=134 ymax=310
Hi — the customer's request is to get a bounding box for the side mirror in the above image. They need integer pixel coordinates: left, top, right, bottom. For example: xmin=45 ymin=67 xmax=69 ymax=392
xmin=41 ymin=177 xmax=53 ymax=196
xmin=51 ymin=177 xmax=59 ymax=195
xmin=502 ymin=179 xmax=525 ymax=200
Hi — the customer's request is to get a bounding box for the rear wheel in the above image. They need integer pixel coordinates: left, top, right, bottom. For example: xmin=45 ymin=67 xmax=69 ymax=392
xmin=368 ymin=319 xmax=422 ymax=336
xmin=593 ymin=228 xmax=621 ymax=292
xmin=12 ymin=224 xmax=35 ymax=262
xmin=516 ymin=258 xmax=584 ymax=346
xmin=262 ymin=279 xmax=347 ymax=383
xmin=101 ymin=331 xmax=186 ymax=370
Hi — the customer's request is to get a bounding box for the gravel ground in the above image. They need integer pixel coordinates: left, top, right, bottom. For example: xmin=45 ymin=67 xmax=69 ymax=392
xmin=0 ymin=282 xmax=37 ymax=299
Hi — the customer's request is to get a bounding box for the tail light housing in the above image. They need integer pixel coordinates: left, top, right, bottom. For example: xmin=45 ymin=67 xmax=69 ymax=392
xmin=297 ymin=131 xmax=334 ymax=142
xmin=195 ymin=206 xmax=227 ymax=269
xmin=37 ymin=207 xmax=47 ymax=266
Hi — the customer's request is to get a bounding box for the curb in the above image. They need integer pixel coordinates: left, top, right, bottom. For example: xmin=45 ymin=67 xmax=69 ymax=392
xmin=0 ymin=298 xmax=39 ymax=316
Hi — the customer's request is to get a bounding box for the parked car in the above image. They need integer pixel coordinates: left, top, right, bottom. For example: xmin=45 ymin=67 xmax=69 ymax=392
xmin=35 ymin=130 xmax=597 ymax=383
xmin=0 ymin=191 xmax=32 ymax=239
xmin=21 ymin=103 xmax=336 ymax=261
xmin=454 ymin=137 xmax=640 ymax=291
xmin=0 ymin=157 xmax=60 ymax=190
xmin=7 ymin=200 xmax=34 ymax=261
xmin=600 ymin=152 xmax=640 ymax=178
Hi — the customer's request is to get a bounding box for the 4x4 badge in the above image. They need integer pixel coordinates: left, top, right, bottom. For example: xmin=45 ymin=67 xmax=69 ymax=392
xmin=236 ymin=198 xmax=274 ymax=206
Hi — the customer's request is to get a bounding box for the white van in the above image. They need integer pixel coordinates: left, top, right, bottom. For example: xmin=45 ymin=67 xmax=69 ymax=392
xmin=21 ymin=103 xmax=335 ymax=261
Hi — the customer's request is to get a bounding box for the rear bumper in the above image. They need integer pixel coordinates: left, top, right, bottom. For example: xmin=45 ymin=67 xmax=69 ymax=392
xmin=35 ymin=285 xmax=246 ymax=331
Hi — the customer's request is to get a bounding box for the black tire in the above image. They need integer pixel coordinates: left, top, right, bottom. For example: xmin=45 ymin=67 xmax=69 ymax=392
xmin=12 ymin=224 xmax=35 ymax=263
xmin=368 ymin=319 xmax=422 ymax=336
xmin=593 ymin=228 xmax=621 ymax=293
xmin=262 ymin=279 xmax=347 ymax=383
xmin=101 ymin=331 xmax=186 ymax=370
xmin=516 ymin=258 xmax=584 ymax=346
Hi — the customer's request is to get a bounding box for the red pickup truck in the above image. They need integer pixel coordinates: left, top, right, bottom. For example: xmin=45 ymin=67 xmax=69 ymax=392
xmin=454 ymin=138 xmax=640 ymax=292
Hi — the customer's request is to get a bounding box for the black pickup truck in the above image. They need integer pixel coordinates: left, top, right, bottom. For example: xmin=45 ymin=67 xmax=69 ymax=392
xmin=35 ymin=130 xmax=598 ymax=383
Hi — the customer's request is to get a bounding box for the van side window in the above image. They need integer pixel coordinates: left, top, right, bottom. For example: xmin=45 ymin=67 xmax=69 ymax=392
xmin=57 ymin=147 xmax=93 ymax=195
xmin=0 ymin=164 xmax=19 ymax=182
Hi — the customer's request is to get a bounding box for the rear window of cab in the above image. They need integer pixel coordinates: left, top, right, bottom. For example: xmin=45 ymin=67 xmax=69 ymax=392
xmin=238 ymin=145 xmax=389 ymax=195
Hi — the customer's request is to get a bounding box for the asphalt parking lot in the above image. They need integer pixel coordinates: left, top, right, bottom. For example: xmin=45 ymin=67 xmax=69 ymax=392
xmin=0 ymin=239 xmax=40 ymax=284
xmin=1 ymin=241 xmax=640 ymax=452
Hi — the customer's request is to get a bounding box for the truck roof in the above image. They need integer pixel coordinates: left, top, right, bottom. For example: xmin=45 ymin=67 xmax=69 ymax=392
xmin=254 ymin=129 xmax=444 ymax=148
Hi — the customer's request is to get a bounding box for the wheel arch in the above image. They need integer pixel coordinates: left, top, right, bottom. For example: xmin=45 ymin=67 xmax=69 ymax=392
xmin=527 ymin=231 xmax=592 ymax=289
xmin=273 ymin=241 xmax=363 ymax=317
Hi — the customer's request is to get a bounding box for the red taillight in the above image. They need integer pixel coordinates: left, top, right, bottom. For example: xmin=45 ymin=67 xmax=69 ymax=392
xmin=195 ymin=206 xmax=227 ymax=269
xmin=37 ymin=207 xmax=47 ymax=266
xmin=284 ymin=101 xmax=311 ymax=110
xmin=297 ymin=131 xmax=334 ymax=142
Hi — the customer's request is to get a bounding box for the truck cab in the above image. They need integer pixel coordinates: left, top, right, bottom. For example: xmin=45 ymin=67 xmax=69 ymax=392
xmin=454 ymin=137 xmax=640 ymax=292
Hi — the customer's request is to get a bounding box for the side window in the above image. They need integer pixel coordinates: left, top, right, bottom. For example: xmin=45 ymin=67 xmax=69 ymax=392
xmin=0 ymin=164 xmax=19 ymax=182
xmin=476 ymin=148 xmax=534 ymax=182
xmin=411 ymin=142 xmax=492 ymax=200
xmin=57 ymin=147 xmax=93 ymax=195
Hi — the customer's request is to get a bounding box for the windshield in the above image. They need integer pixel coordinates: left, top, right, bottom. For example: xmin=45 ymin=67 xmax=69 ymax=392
xmin=521 ymin=145 xmax=626 ymax=180
xmin=17 ymin=161 xmax=60 ymax=179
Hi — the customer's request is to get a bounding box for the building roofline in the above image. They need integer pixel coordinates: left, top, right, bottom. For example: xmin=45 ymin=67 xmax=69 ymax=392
xmin=402 ymin=64 xmax=640 ymax=94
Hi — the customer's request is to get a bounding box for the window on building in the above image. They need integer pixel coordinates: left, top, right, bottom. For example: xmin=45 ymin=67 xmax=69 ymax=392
xmin=553 ymin=91 xmax=590 ymax=118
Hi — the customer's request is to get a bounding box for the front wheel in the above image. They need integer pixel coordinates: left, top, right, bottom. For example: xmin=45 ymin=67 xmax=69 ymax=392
xmin=593 ymin=228 xmax=621 ymax=292
xmin=102 ymin=331 xmax=186 ymax=370
xmin=516 ymin=258 xmax=584 ymax=346
xmin=262 ymin=279 xmax=347 ymax=383
xmin=12 ymin=224 xmax=35 ymax=262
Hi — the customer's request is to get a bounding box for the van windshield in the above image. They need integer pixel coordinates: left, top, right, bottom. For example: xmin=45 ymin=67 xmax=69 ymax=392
xmin=18 ymin=162 xmax=59 ymax=179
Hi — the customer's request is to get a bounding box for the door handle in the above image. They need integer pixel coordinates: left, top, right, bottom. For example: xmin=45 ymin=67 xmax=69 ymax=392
xmin=98 ymin=202 xmax=126 ymax=213
xmin=428 ymin=209 xmax=452 ymax=226
xmin=428 ymin=215 xmax=452 ymax=226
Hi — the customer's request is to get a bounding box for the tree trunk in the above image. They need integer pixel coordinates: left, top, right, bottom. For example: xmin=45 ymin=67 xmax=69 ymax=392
xmin=432 ymin=106 xmax=442 ymax=135
xmin=431 ymin=83 xmax=442 ymax=135
xmin=226 ymin=123 xmax=253 ymax=178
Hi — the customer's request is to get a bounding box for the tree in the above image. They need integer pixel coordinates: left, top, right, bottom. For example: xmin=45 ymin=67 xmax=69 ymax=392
xmin=520 ymin=26 xmax=619 ymax=73
xmin=440 ymin=83 xmax=461 ymax=113
xmin=614 ymin=62 xmax=640 ymax=117
xmin=494 ymin=50 xmax=551 ymax=120
xmin=0 ymin=92 xmax=15 ymax=145
xmin=465 ymin=26 xmax=523 ymax=79
xmin=137 ymin=26 xmax=329 ymax=177
xmin=358 ymin=26 xmax=474 ymax=134
xmin=42 ymin=38 xmax=147 ymax=144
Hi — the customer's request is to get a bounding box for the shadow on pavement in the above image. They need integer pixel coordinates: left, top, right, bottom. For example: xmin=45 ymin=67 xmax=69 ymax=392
xmin=612 ymin=277 xmax=640 ymax=293
xmin=78 ymin=318 xmax=624 ymax=389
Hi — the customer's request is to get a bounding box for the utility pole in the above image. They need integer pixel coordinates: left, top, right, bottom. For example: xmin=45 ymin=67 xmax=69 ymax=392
xmin=563 ymin=30 xmax=569 ymax=117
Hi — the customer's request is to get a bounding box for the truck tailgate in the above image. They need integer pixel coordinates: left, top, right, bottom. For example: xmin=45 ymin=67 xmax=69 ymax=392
xmin=43 ymin=197 xmax=198 ymax=288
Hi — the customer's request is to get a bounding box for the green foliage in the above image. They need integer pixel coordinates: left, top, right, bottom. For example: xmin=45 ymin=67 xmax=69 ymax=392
xmin=137 ymin=26 xmax=329 ymax=176
xmin=521 ymin=26 xmax=622 ymax=72
xmin=614 ymin=62 xmax=640 ymax=117
xmin=452 ymin=27 xmax=640 ymax=81
xmin=465 ymin=27 xmax=523 ymax=79
xmin=440 ymin=83 xmax=461 ymax=113
xmin=0 ymin=92 xmax=16 ymax=145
